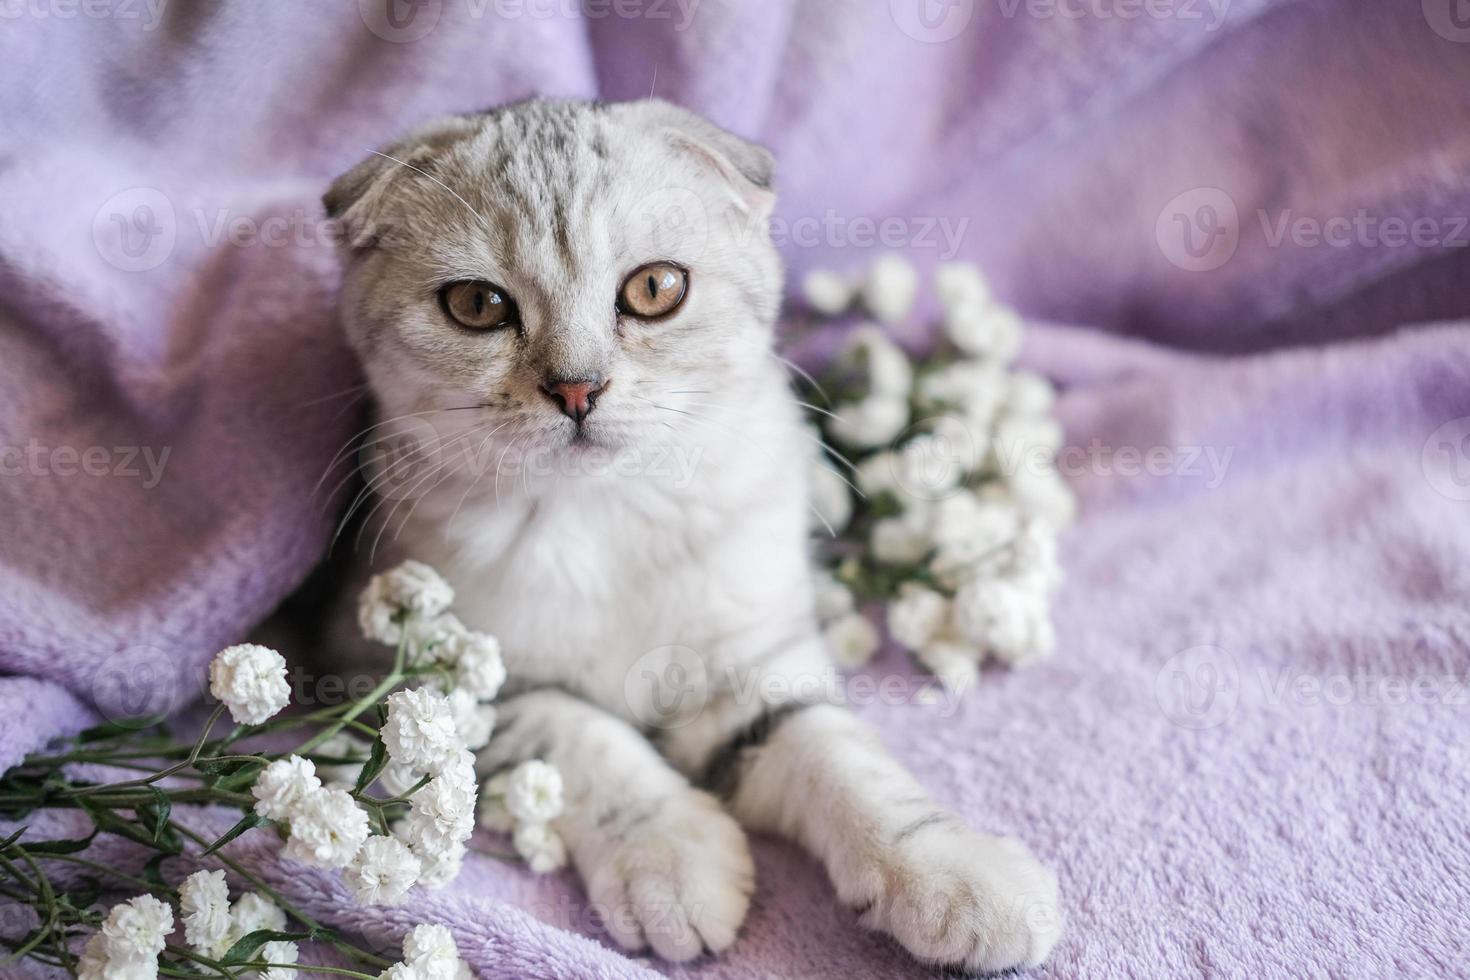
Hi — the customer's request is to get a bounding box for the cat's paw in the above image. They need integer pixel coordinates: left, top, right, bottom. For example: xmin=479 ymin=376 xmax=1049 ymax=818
xmin=581 ymin=788 xmax=754 ymax=962
xmin=856 ymin=824 xmax=1061 ymax=973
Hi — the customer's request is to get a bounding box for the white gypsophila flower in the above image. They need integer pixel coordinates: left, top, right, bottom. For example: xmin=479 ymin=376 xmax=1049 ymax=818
xmin=848 ymin=325 xmax=913 ymax=397
xmin=252 ymin=755 xmax=322 ymax=821
xmin=229 ymin=892 xmax=286 ymax=957
xmin=404 ymin=923 xmax=458 ymax=964
xmin=379 ymin=760 xmax=426 ymax=799
xmin=950 ymin=578 xmax=1055 ymax=667
xmin=258 ymin=940 xmax=300 ymax=980
xmin=1010 ymin=518 xmax=1063 ymax=592
xmin=477 ymin=770 xmax=514 ymax=833
xmin=414 ymin=840 xmax=467 ymax=890
xmin=344 ymin=834 xmax=422 ymax=906
xmin=945 ymin=302 xmax=1023 ymax=363
xmin=824 ymin=611 xmax=881 ymax=668
xmin=513 ymin=822 xmax=569 ymax=875
xmin=886 ymin=584 xmax=950 ymax=651
xmin=934 ymin=261 xmax=990 ymax=312
xmin=929 ymin=493 xmax=1017 ymax=551
xmin=870 ymin=516 xmax=930 ymax=566
xmin=893 ymin=432 xmax=966 ymax=498
xmin=357 ymin=560 xmax=456 ymax=646
xmin=382 ymin=687 xmax=462 ymax=774
xmin=801 ymin=268 xmax=854 ymax=315
xmin=808 ymin=457 xmax=854 ymax=533
xmin=916 ymin=359 xmax=1006 ymax=426
xmin=925 ymin=496 xmax=1022 ymax=588
xmin=827 ymin=396 xmax=908 ymax=450
xmin=916 ymin=639 xmax=981 ymax=693
xmin=402 ymin=923 xmax=471 ymax=979
xmin=312 ymin=732 xmax=371 ymax=787
xmin=283 ymin=786 xmax=370 ymax=868
xmin=994 ymin=413 xmax=1063 ymax=460
xmin=404 ymin=612 xmax=468 ymax=666
xmin=1007 ymin=460 xmax=1077 ymax=527
xmin=77 ymin=933 xmax=109 ymax=980
xmin=445 ymin=689 xmax=496 ymax=752
xmin=451 ymin=631 xmax=506 ymax=700
xmin=179 ymin=869 xmax=232 ymax=955
xmin=99 ymin=894 xmax=173 ymax=970
xmin=504 ymin=760 xmax=564 ymax=824
xmin=811 ymin=570 xmax=855 ymax=624
xmin=208 ymin=643 xmax=290 ymax=726
xmin=1007 ymin=370 xmax=1056 ymax=416
xmin=405 ymin=769 xmax=477 ymax=860
xmin=231 ymin=890 xmax=285 ymax=932
xmin=862 ymin=253 xmax=918 ymax=325
xmin=923 ymin=413 xmax=987 ymax=475
xmin=854 ymin=450 xmax=901 ymax=498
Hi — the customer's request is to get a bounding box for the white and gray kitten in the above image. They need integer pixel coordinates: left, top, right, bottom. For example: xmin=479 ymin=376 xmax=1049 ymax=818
xmin=323 ymin=98 xmax=1060 ymax=972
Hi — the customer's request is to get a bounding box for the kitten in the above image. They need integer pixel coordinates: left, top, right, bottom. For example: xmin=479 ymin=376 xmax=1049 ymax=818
xmin=323 ymin=98 xmax=1060 ymax=971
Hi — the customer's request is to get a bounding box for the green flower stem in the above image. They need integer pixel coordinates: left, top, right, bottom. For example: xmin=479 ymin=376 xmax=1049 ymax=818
xmin=160 ymin=944 xmax=243 ymax=979
xmin=0 ymin=788 xmax=254 ymax=808
xmin=26 ymin=851 xmax=176 ymax=897
xmin=167 ymin=821 xmax=393 ymax=971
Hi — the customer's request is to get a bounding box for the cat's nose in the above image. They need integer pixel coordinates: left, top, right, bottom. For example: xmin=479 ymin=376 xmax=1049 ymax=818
xmin=541 ymin=376 xmax=607 ymax=424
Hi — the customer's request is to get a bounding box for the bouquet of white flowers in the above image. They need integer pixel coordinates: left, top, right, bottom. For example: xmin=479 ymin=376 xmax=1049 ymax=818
xmin=799 ymin=256 xmax=1075 ymax=692
xmin=0 ymin=560 xmax=562 ymax=979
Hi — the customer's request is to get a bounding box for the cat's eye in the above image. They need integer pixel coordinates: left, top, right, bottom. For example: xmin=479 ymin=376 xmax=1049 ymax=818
xmin=439 ymin=280 xmax=517 ymax=330
xmin=617 ymin=262 xmax=688 ymax=320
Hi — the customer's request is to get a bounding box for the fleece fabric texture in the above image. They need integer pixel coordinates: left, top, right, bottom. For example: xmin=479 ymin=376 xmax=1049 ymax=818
xmin=1 ymin=2 xmax=1468 ymax=977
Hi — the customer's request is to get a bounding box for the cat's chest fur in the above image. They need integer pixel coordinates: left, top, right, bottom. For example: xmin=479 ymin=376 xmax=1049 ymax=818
xmin=385 ymin=447 xmax=813 ymax=725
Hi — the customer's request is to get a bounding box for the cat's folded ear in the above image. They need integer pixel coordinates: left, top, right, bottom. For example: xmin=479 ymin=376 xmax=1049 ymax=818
xmin=619 ymin=99 xmax=777 ymax=219
xmin=322 ymin=116 xmax=481 ymax=250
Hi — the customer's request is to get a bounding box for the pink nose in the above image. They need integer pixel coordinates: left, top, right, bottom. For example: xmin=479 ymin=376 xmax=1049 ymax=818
xmin=541 ymin=377 xmax=606 ymax=423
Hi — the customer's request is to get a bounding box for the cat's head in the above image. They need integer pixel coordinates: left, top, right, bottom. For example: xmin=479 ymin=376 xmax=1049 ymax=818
xmin=325 ymin=98 xmax=782 ymax=489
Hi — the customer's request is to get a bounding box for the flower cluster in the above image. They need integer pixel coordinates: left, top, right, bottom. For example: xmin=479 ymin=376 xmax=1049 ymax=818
xmin=357 ymin=562 xmax=568 ymax=879
xmin=177 ymin=872 xmax=298 ymax=975
xmin=4 ymin=558 xmax=548 ymax=978
xmin=478 ymin=759 xmax=568 ymax=873
xmin=380 ymin=923 xmax=472 ymax=980
xmin=209 ymin=643 xmax=291 ymax=725
xmin=77 ymin=895 xmax=173 ymax=980
xmin=801 ymin=256 xmax=1074 ymax=689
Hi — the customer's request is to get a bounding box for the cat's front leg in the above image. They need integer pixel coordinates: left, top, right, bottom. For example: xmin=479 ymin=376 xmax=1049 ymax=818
xmin=483 ymin=689 xmax=754 ymax=961
xmin=700 ymin=700 xmax=1062 ymax=973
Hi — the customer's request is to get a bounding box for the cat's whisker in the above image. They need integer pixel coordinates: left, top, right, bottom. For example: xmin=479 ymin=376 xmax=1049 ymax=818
xmin=298 ymin=381 xmax=371 ymax=409
xmin=313 ymin=406 xmax=489 ymax=503
xmin=640 ymin=394 xmax=866 ymax=499
xmin=374 ymin=418 xmax=502 ymax=560
xmin=357 ymin=422 xmax=497 ymax=558
xmin=793 ymin=400 xmax=843 ymax=423
xmin=769 ymin=351 xmax=831 ymax=406
xmin=809 ymin=434 xmax=862 ymax=477
xmin=445 ymin=418 xmax=524 ymax=536
xmin=365 ymin=149 xmax=493 ymax=233
xmin=631 ymin=395 xmax=846 ymax=535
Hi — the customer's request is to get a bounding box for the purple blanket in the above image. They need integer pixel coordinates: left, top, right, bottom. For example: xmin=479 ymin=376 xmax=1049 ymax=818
xmin=3 ymin=1 xmax=1468 ymax=976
